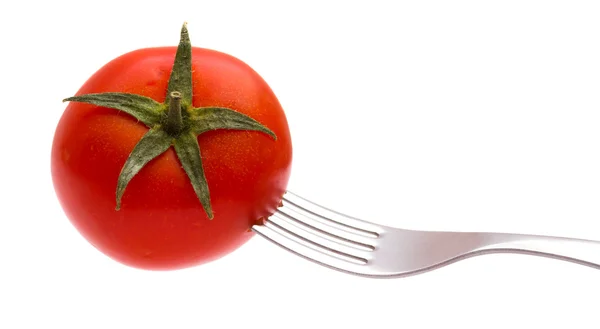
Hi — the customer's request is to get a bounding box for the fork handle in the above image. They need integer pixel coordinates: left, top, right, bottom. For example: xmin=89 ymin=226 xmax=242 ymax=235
xmin=479 ymin=232 xmax=600 ymax=269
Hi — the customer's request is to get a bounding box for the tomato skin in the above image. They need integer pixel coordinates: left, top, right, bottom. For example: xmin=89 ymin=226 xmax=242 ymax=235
xmin=51 ymin=47 xmax=292 ymax=270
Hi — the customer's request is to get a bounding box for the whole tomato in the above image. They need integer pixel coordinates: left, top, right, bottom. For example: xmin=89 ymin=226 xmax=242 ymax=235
xmin=51 ymin=23 xmax=293 ymax=270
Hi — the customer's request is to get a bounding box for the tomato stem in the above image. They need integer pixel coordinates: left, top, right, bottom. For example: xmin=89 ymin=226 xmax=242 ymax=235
xmin=166 ymin=91 xmax=183 ymax=134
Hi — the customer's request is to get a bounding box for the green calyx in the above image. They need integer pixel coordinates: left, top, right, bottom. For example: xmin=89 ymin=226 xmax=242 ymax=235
xmin=63 ymin=23 xmax=277 ymax=219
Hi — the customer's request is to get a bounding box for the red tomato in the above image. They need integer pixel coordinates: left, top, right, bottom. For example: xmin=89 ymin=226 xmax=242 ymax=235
xmin=51 ymin=28 xmax=293 ymax=271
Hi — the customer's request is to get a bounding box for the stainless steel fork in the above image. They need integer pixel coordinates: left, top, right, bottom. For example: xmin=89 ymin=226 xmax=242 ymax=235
xmin=252 ymin=191 xmax=600 ymax=278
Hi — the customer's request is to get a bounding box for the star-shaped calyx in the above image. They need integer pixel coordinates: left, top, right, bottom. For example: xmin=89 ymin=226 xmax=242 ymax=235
xmin=63 ymin=23 xmax=277 ymax=219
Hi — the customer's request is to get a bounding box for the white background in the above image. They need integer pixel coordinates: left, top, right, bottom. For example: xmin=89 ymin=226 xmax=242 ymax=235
xmin=1 ymin=0 xmax=600 ymax=328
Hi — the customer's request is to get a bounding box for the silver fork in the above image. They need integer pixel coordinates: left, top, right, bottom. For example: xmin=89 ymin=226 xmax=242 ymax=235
xmin=252 ymin=191 xmax=600 ymax=278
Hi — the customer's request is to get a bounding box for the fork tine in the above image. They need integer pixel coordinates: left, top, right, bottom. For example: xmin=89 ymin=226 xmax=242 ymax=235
xmin=278 ymin=203 xmax=377 ymax=250
xmin=269 ymin=211 xmax=374 ymax=260
xmin=283 ymin=191 xmax=382 ymax=237
xmin=252 ymin=218 xmax=369 ymax=275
